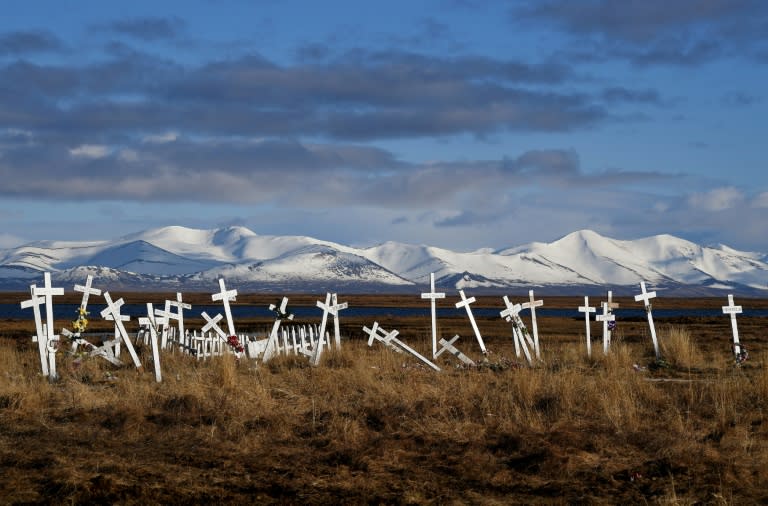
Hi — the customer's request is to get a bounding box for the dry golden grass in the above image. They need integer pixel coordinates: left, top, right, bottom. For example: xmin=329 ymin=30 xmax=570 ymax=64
xmin=0 ymin=324 xmax=767 ymax=504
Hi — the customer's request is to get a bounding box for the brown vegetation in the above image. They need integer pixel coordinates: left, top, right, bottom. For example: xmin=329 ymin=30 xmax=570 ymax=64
xmin=0 ymin=300 xmax=767 ymax=504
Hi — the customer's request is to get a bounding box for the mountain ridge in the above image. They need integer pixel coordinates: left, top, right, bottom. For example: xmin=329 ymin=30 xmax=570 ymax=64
xmin=0 ymin=226 xmax=766 ymax=295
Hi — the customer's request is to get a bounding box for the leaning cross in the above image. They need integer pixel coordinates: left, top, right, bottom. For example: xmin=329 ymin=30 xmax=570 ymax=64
xmin=263 ymin=297 xmax=294 ymax=363
xmin=578 ymin=296 xmax=596 ymax=358
xmin=139 ymin=303 xmax=163 ymax=382
xmin=521 ymin=290 xmax=543 ymax=359
xmin=74 ymin=274 xmax=101 ymax=311
xmin=20 ymin=284 xmax=49 ymax=377
xmin=435 ymin=335 xmax=475 ymax=366
xmin=363 ymin=322 xmax=440 ymax=371
xmin=500 ymin=296 xmax=533 ymax=364
xmin=421 ymin=272 xmax=445 ymax=359
xmin=33 ymin=273 xmax=63 ymax=379
xmin=310 ymin=293 xmax=335 ymax=366
xmin=211 ymin=278 xmax=238 ymax=337
xmin=595 ymin=302 xmax=616 ymax=356
xmin=100 ymin=292 xmax=142 ymax=369
xmin=634 ymin=281 xmax=660 ymax=359
xmin=455 ymin=290 xmax=486 ymax=354
xmin=722 ymin=294 xmax=743 ymax=359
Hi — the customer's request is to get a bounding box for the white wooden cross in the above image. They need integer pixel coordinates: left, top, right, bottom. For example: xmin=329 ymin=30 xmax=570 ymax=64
xmin=363 ymin=322 xmax=440 ymax=371
xmin=435 ymin=335 xmax=475 ymax=366
xmin=74 ymin=274 xmax=101 ymax=311
xmin=20 ymin=284 xmax=49 ymax=377
xmin=329 ymin=293 xmax=348 ymax=349
xmin=310 ymin=293 xmax=336 ymax=366
xmin=168 ymin=292 xmax=192 ymax=343
xmin=595 ymin=302 xmax=616 ymax=356
xmin=500 ymin=295 xmax=533 ymax=365
xmin=578 ymin=296 xmax=596 ymax=358
xmin=634 ymin=281 xmax=660 ymax=359
xmin=33 ymin=273 xmax=64 ymax=379
xmin=154 ymin=300 xmax=174 ymax=349
xmin=722 ymin=294 xmax=743 ymax=360
xmin=102 ymin=298 xmax=130 ymax=358
xmin=88 ymin=338 xmax=124 ymax=367
xmin=521 ymin=290 xmax=544 ymax=359
xmin=201 ymin=311 xmax=227 ymax=341
xmin=455 ymin=290 xmax=486 ymax=354
xmin=421 ymin=272 xmax=445 ymax=359
xmin=263 ymin=296 xmax=294 ymax=363
xmin=211 ymin=278 xmax=238 ymax=337
xmin=100 ymin=292 xmax=142 ymax=369
xmin=139 ymin=303 xmax=164 ymax=382
xmin=599 ymin=290 xmax=619 ymax=354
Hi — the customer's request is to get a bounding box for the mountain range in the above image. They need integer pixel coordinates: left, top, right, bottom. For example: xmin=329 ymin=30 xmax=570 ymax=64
xmin=1 ymin=226 xmax=766 ymax=295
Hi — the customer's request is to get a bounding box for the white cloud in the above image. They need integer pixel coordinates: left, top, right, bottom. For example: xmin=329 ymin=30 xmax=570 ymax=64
xmin=142 ymin=131 xmax=178 ymax=144
xmin=687 ymin=186 xmax=744 ymax=211
xmin=69 ymin=144 xmax=111 ymax=159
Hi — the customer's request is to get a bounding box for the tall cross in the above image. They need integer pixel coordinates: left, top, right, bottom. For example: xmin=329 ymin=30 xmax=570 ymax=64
xmin=600 ymin=290 xmax=619 ymax=354
xmin=421 ymin=273 xmax=445 ymax=359
xmin=595 ymin=302 xmax=616 ymax=355
xmin=20 ymin=284 xmax=49 ymax=377
xmin=521 ymin=290 xmax=543 ymax=359
xmin=211 ymin=278 xmax=238 ymax=337
xmin=168 ymin=292 xmax=192 ymax=340
xmin=100 ymin=292 xmax=141 ymax=369
xmin=33 ymin=273 xmax=63 ymax=379
xmin=329 ymin=293 xmax=348 ymax=348
xmin=578 ymin=296 xmax=596 ymax=357
xmin=455 ymin=290 xmax=486 ymax=354
xmin=74 ymin=274 xmax=101 ymax=310
xmin=722 ymin=294 xmax=743 ymax=358
xmin=310 ymin=293 xmax=335 ymax=366
xmin=634 ymin=281 xmax=660 ymax=358
xmin=139 ymin=303 xmax=163 ymax=382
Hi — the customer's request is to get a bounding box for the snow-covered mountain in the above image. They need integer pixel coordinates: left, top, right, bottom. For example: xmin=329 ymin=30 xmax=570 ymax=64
xmin=0 ymin=226 xmax=766 ymax=294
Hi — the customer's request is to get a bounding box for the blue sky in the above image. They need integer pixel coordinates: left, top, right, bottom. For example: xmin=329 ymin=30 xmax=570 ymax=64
xmin=1 ymin=0 xmax=766 ymax=251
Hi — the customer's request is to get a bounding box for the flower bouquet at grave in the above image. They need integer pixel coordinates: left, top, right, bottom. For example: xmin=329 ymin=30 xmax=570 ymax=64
xmin=72 ymin=307 xmax=89 ymax=333
xmin=735 ymin=345 xmax=749 ymax=366
xmin=227 ymin=335 xmax=245 ymax=354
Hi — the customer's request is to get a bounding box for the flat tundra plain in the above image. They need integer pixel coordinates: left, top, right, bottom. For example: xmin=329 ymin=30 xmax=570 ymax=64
xmin=1 ymin=293 xmax=767 ymax=504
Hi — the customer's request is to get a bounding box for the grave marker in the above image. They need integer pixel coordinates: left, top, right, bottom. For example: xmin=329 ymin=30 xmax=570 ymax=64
xmin=599 ymin=290 xmax=619 ymax=354
xmin=139 ymin=303 xmax=164 ymax=382
xmin=455 ymin=290 xmax=487 ymax=354
xmin=310 ymin=293 xmax=334 ymax=366
xmin=500 ymin=296 xmax=533 ymax=365
xmin=634 ymin=281 xmax=660 ymax=359
xmin=211 ymin=278 xmax=238 ymax=337
xmin=435 ymin=335 xmax=475 ymax=366
xmin=722 ymin=294 xmax=745 ymax=361
xmin=521 ymin=290 xmax=544 ymax=359
xmin=363 ymin=322 xmax=440 ymax=371
xmin=20 ymin=284 xmax=48 ymax=376
xmin=168 ymin=292 xmax=192 ymax=344
xmin=33 ymin=273 xmax=63 ymax=379
xmin=100 ymin=292 xmax=142 ymax=369
xmin=421 ymin=273 xmax=445 ymax=359
xmin=578 ymin=296 xmax=596 ymax=357
xmin=595 ymin=302 xmax=616 ymax=356
xmin=263 ymin=297 xmax=294 ymax=363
